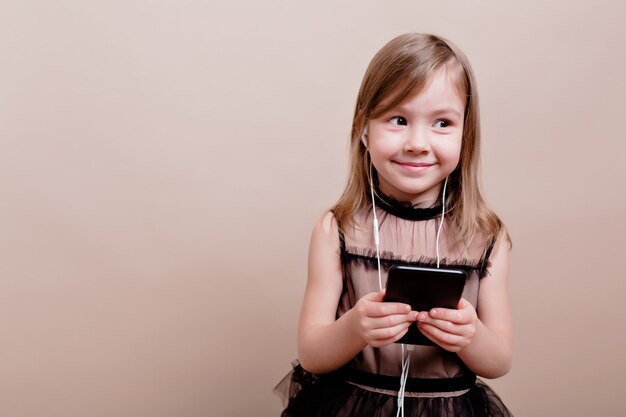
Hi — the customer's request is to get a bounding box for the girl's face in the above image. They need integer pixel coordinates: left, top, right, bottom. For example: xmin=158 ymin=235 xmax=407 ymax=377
xmin=366 ymin=68 xmax=465 ymax=205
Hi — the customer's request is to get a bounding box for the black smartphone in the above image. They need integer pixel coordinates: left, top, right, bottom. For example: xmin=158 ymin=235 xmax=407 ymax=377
xmin=383 ymin=265 xmax=467 ymax=346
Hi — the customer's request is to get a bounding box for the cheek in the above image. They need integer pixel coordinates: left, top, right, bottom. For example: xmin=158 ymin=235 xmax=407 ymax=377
xmin=437 ymin=139 xmax=462 ymax=168
xmin=368 ymin=142 xmax=396 ymax=164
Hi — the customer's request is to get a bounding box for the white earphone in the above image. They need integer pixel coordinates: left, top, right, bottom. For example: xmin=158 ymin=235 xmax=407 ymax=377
xmin=367 ymin=166 xmax=449 ymax=417
xmin=361 ymin=126 xmax=368 ymax=147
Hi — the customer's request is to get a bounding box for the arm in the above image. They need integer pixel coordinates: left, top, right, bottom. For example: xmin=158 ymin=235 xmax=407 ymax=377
xmin=297 ymin=212 xmax=417 ymax=374
xmin=416 ymin=233 xmax=513 ymax=378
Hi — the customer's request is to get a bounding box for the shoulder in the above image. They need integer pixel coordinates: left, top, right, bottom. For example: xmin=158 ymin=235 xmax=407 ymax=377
xmin=480 ymin=225 xmax=511 ymax=281
xmin=313 ymin=211 xmax=339 ymax=239
xmin=488 ymin=223 xmax=512 ymax=259
xmin=309 ymin=211 xmax=342 ymax=253
xmin=307 ymin=212 xmax=344 ymax=290
xmin=314 ymin=208 xmax=369 ymax=238
xmin=474 ymin=219 xmax=512 ymax=256
xmin=497 ymin=224 xmax=513 ymax=250
xmin=456 ymin=223 xmax=510 ymax=277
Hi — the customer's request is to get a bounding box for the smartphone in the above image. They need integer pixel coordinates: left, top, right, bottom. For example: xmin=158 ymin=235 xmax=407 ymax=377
xmin=383 ymin=265 xmax=467 ymax=346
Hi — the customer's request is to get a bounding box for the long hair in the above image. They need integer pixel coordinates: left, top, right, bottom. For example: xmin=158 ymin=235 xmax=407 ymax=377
xmin=332 ymin=33 xmax=509 ymax=247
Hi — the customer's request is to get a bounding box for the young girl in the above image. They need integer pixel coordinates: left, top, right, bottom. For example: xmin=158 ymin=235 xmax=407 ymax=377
xmin=276 ymin=33 xmax=513 ymax=417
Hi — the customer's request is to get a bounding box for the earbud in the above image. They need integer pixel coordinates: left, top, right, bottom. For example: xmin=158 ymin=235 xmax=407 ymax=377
xmin=361 ymin=126 xmax=368 ymax=147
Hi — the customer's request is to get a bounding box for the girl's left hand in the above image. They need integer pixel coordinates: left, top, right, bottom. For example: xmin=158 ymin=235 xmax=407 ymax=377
xmin=416 ymin=298 xmax=477 ymax=352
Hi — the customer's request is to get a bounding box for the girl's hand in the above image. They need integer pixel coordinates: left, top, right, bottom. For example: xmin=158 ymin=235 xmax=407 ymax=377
xmin=416 ymin=298 xmax=478 ymax=352
xmin=350 ymin=290 xmax=417 ymax=348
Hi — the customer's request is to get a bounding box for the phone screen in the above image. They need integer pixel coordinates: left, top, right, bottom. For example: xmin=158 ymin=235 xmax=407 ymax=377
xmin=383 ymin=265 xmax=467 ymax=345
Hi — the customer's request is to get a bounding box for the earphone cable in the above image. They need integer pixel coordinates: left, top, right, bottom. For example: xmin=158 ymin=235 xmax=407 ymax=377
xmin=369 ymin=169 xmax=449 ymax=414
xmin=436 ymin=177 xmax=448 ymax=268
xmin=369 ymin=163 xmax=383 ymax=292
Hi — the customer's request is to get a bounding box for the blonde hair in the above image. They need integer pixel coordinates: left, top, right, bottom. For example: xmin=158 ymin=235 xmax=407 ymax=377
xmin=332 ymin=33 xmax=509 ymax=247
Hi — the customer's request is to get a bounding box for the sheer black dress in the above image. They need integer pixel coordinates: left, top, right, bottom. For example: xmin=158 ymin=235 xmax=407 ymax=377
xmin=276 ymin=193 xmax=513 ymax=417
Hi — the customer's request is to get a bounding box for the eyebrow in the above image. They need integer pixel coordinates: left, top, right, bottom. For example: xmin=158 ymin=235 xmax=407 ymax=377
xmin=429 ymin=108 xmax=463 ymax=119
xmin=394 ymin=105 xmax=463 ymax=120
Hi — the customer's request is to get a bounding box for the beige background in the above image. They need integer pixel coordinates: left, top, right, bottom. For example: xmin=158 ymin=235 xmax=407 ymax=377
xmin=1 ymin=1 xmax=625 ymax=416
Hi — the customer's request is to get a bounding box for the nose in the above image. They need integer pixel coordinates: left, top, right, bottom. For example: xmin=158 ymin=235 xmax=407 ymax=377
xmin=403 ymin=125 xmax=429 ymax=153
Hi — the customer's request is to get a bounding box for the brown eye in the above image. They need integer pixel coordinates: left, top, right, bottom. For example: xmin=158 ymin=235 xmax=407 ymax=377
xmin=434 ymin=120 xmax=450 ymax=128
xmin=389 ymin=116 xmax=407 ymax=126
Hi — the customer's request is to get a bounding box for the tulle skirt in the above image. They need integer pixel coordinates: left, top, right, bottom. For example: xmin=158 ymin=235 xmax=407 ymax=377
xmin=274 ymin=362 xmax=513 ymax=417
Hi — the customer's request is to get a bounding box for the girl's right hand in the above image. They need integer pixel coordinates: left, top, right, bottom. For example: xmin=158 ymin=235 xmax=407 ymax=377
xmin=351 ymin=290 xmax=418 ymax=348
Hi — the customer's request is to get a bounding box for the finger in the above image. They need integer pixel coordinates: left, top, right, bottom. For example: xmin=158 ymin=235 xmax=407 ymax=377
xmin=370 ymin=321 xmax=412 ymax=341
xmin=371 ymin=326 xmax=410 ymax=347
xmin=415 ymin=322 xmax=439 ymax=345
xmin=417 ymin=322 xmax=466 ymax=349
xmin=417 ymin=312 xmax=475 ymax=339
xmin=427 ymin=306 xmax=466 ymax=325
xmin=365 ymin=300 xmax=412 ymax=317
xmin=370 ymin=312 xmax=418 ymax=330
xmin=417 ymin=313 xmax=460 ymax=334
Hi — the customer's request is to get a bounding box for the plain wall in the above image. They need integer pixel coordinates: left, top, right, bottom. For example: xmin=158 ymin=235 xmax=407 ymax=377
xmin=1 ymin=1 xmax=625 ymax=416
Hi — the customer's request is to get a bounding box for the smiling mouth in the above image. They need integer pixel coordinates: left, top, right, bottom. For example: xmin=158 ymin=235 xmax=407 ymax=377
xmin=396 ymin=161 xmax=434 ymax=167
xmin=393 ymin=161 xmax=435 ymax=174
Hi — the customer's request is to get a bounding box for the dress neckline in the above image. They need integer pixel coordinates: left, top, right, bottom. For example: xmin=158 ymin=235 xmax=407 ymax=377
xmin=373 ymin=191 xmax=443 ymax=221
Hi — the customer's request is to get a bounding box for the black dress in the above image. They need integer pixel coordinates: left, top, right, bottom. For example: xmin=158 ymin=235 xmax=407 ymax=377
xmin=276 ymin=193 xmax=513 ymax=417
